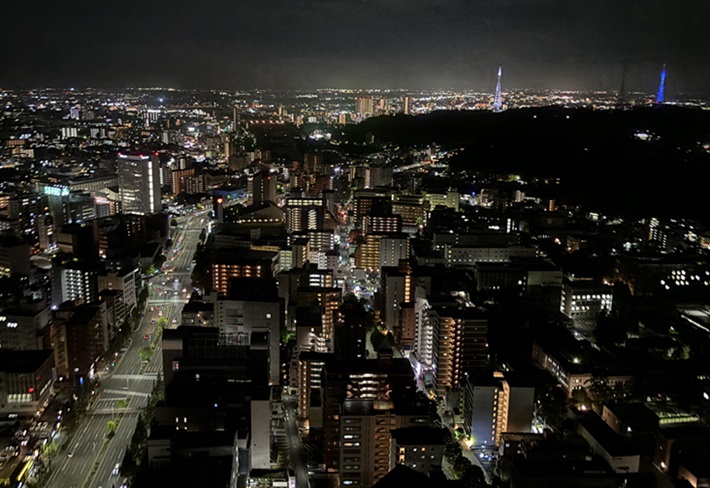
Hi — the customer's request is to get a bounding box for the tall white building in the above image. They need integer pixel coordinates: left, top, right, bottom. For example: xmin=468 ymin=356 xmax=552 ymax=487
xmin=117 ymin=152 xmax=161 ymax=215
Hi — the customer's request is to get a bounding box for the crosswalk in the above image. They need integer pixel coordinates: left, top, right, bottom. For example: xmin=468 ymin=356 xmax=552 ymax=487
xmin=103 ymin=389 xmax=151 ymax=398
xmin=110 ymin=374 xmax=153 ymax=381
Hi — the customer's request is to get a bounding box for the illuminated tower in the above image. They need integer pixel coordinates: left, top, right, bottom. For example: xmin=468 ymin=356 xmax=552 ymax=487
xmin=493 ymin=66 xmax=503 ymax=112
xmin=617 ymin=62 xmax=627 ymax=108
xmin=656 ymin=65 xmax=667 ymax=104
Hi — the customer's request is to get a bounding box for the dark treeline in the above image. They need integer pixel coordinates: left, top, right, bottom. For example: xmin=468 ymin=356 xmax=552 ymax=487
xmin=339 ymin=106 xmax=710 ymax=223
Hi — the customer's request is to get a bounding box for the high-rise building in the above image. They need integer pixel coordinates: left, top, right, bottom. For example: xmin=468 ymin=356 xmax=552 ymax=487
xmin=378 ymin=263 xmax=414 ymax=333
xmin=248 ymin=170 xmax=276 ymax=206
xmin=117 ymin=152 xmax=161 ymax=215
xmin=402 ymin=96 xmax=411 ymax=115
xmin=364 ymin=214 xmax=402 ymax=235
xmin=380 ymin=235 xmax=410 ymax=268
xmin=0 ymin=350 xmax=55 ymax=416
xmin=430 ymin=306 xmax=488 ymax=394
xmin=51 ymin=302 xmax=108 ymax=381
xmin=0 ymin=237 xmax=31 ymax=278
xmin=322 ymin=358 xmax=428 ymax=487
xmin=355 ymin=97 xmax=376 ymax=118
xmin=208 ymin=250 xmax=279 ymax=295
xmin=204 ymin=278 xmax=283 ymax=385
xmin=0 ymin=301 xmax=51 ymax=351
xmin=296 ymin=286 xmax=341 ymax=352
xmin=172 ymin=168 xmax=205 ymax=195
xmin=296 ymin=351 xmax=333 ymax=428
xmin=462 ymin=371 xmax=535 ymax=449
xmin=285 ymin=197 xmax=327 ymax=233
xmin=53 ymin=261 xmax=101 ymax=308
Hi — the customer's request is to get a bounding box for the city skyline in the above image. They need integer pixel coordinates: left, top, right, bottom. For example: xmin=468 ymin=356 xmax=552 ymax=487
xmin=1 ymin=0 xmax=709 ymax=93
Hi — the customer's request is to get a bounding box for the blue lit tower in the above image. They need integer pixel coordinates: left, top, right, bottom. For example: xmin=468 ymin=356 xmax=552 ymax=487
xmin=493 ymin=66 xmax=503 ymax=112
xmin=656 ymin=64 xmax=667 ymax=104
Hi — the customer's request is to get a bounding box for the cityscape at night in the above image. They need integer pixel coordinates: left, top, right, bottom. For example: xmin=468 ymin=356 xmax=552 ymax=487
xmin=2 ymin=1 xmax=710 ymax=488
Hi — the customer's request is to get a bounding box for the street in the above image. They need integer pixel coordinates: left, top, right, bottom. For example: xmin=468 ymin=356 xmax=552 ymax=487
xmin=44 ymin=210 xmax=207 ymax=488
xmin=283 ymin=396 xmax=310 ymax=488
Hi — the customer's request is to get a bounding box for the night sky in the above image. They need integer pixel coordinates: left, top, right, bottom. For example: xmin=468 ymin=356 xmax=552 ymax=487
xmin=2 ymin=0 xmax=709 ymax=93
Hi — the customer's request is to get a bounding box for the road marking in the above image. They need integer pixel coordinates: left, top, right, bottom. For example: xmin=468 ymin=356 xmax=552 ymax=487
xmin=110 ymin=374 xmax=154 ymax=380
xmin=103 ymin=389 xmax=150 ymax=398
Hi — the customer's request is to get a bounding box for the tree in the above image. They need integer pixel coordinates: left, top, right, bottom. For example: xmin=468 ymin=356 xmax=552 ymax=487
xmin=156 ymin=317 xmax=168 ymax=331
xmin=444 ymin=438 xmax=462 ymax=463
xmin=370 ymin=329 xmax=395 ymax=351
xmin=588 ymin=376 xmax=614 ymax=408
xmin=571 ymin=387 xmax=590 ymax=406
xmin=536 ymin=384 xmax=568 ymax=431
xmin=154 ymin=254 xmax=167 ymax=269
xmin=139 ymin=285 xmax=149 ymax=304
xmin=106 ymin=419 xmax=118 ymax=437
xmin=462 ymin=463 xmax=486 ymax=488
xmin=594 ymin=310 xmax=628 ymax=346
xmin=140 ymin=347 xmax=152 ymax=362
xmin=454 ymin=454 xmax=472 ymax=475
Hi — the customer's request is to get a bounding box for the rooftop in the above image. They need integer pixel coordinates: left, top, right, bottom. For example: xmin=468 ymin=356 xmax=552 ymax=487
xmin=0 ymin=350 xmax=53 ymax=373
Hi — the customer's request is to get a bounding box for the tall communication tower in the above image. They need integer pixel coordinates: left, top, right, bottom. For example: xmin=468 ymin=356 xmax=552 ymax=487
xmin=656 ymin=65 xmax=667 ymax=104
xmin=493 ymin=66 xmax=503 ymax=112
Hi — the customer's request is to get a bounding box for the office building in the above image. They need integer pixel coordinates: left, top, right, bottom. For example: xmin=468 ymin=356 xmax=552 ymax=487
xmin=0 ymin=301 xmax=51 ymax=351
xmin=117 ymin=152 xmax=161 ymax=215
xmin=560 ymin=278 xmax=613 ymax=320
xmin=205 ymin=278 xmax=283 ymax=385
xmin=52 ymin=302 xmax=108 ymax=381
xmin=53 ymin=262 xmax=101 ymax=308
xmin=0 ymin=237 xmax=31 ymax=278
xmin=0 ymin=350 xmax=54 ymax=417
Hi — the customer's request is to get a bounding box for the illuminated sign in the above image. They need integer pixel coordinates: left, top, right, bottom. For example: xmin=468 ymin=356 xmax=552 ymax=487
xmin=43 ymin=186 xmax=69 ymax=197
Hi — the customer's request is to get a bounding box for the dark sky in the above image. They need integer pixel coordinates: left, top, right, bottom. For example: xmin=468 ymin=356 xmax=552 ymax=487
xmin=2 ymin=0 xmax=709 ymax=93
